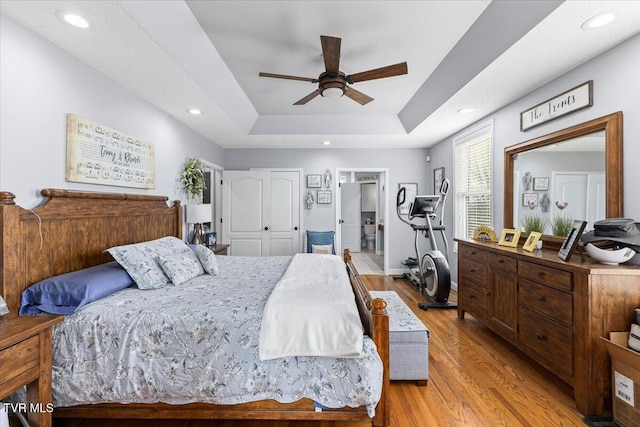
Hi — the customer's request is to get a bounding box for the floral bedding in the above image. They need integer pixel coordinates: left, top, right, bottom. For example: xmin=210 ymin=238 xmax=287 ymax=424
xmin=51 ymin=255 xmax=383 ymax=416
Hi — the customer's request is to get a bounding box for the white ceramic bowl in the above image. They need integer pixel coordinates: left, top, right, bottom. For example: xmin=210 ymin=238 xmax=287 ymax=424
xmin=585 ymin=243 xmax=636 ymax=265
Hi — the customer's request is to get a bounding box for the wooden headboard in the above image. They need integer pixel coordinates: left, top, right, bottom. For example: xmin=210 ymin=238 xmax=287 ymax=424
xmin=0 ymin=189 xmax=182 ymax=315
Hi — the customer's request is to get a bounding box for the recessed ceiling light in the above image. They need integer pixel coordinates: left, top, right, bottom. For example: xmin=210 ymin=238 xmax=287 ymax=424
xmin=457 ymin=108 xmax=475 ymax=114
xmin=581 ymin=12 xmax=616 ymax=30
xmin=56 ymin=11 xmax=90 ymax=29
xmin=187 ymin=108 xmax=202 ymax=115
xmin=322 ymin=140 xmax=331 ymax=145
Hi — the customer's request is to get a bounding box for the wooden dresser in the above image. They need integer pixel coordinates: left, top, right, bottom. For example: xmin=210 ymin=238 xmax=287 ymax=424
xmin=456 ymin=238 xmax=640 ymax=417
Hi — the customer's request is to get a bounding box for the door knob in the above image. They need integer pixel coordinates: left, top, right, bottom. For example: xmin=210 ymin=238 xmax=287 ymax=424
xmin=264 ymin=226 xmax=269 ymax=231
xmin=294 ymin=226 xmax=298 ymax=230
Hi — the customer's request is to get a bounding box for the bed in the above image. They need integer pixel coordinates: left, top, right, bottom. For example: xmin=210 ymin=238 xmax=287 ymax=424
xmin=0 ymin=189 xmax=390 ymax=426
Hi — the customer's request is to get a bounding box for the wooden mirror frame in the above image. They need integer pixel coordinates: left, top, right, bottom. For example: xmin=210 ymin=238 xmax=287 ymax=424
xmin=504 ymin=111 xmax=623 ymax=249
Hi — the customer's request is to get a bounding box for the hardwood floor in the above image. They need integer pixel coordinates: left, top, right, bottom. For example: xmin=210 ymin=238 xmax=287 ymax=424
xmin=52 ymin=275 xmax=587 ymax=427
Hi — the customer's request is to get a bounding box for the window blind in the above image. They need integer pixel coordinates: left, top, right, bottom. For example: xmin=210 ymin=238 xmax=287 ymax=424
xmin=454 ymin=123 xmax=493 ymax=241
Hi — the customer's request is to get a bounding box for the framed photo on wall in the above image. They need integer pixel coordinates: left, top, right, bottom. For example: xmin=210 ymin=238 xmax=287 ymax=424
xmin=533 ymin=177 xmax=549 ymax=191
xmin=434 ymin=167 xmax=445 ymax=194
xmin=317 ymin=190 xmax=332 ymax=204
xmin=522 ymin=192 xmax=538 ymax=207
xmin=306 ymin=174 xmax=322 ymax=188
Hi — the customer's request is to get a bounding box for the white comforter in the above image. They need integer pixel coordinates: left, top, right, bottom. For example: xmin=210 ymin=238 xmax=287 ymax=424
xmin=259 ymin=253 xmax=364 ymax=360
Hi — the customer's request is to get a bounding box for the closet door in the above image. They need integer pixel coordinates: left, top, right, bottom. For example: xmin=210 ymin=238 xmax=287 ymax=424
xmin=222 ymin=170 xmax=300 ymax=256
xmin=222 ymin=171 xmax=270 ymax=256
xmin=268 ymin=171 xmax=300 ymax=256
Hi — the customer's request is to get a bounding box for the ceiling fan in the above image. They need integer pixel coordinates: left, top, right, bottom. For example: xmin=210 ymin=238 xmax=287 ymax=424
xmin=259 ymin=35 xmax=408 ymax=105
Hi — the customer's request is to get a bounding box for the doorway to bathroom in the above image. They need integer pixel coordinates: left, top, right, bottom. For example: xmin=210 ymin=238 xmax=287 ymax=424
xmin=335 ymin=168 xmax=389 ymax=275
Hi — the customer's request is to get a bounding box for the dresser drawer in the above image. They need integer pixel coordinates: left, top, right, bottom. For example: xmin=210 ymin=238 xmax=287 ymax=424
xmin=519 ymin=306 xmax=573 ymax=378
xmin=487 ymin=252 xmax=517 ymax=273
xmin=0 ymin=335 xmax=39 ymax=396
xmin=460 ymin=258 xmax=486 ymax=287
xmin=519 ymin=278 xmax=573 ymax=327
xmin=460 ymin=244 xmax=487 ymax=263
xmin=519 ymin=260 xmax=573 ymax=291
xmin=460 ymin=279 xmax=487 ymax=321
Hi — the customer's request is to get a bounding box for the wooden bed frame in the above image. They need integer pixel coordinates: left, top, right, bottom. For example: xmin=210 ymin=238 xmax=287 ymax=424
xmin=0 ymin=189 xmax=390 ymax=426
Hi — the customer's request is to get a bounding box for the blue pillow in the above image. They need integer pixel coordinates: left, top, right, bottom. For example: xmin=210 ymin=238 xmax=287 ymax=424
xmin=306 ymin=231 xmax=335 ymax=254
xmin=20 ymin=261 xmax=134 ymax=315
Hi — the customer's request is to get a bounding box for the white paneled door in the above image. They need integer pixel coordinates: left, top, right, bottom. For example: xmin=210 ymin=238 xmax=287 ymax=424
xmin=222 ymin=170 xmax=300 ymax=256
xmin=340 ymin=183 xmax=361 ymax=253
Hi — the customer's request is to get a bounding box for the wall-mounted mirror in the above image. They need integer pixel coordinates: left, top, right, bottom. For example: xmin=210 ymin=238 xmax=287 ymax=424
xmin=504 ymin=112 xmax=623 ymax=248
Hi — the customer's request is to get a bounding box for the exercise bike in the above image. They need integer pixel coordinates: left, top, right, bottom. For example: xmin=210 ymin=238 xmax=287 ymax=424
xmin=394 ymin=179 xmax=457 ymax=310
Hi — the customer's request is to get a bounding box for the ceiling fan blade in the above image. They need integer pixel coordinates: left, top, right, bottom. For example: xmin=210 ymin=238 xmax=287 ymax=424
xmin=347 ymin=62 xmax=408 ymax=83
xmin=344 ymin=86 xmax=373 ymax=105
xmin=320 ymin=35 xmax=341 ymax=74
xmin=293 ymin=90 xmax=321 ymax=105
xmin=259 ymin=72 xmax=316 ymax=83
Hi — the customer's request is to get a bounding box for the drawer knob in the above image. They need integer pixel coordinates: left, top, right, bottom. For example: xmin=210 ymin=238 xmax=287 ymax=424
xmin=537 ymin=271 xmax=544 ymax=277
xmin=469 ymin=294 xmax=476 ymax=299
xmin=498 ymin=259 xmax=504 ymax=264
xmin=536 ymin=333 xmax=544 ymax=340
xmin=537 ymin=295 xmax=545 ymax=302
xmin=471 ymin=251 xmax=476 ymax=255
xmin=470 ymin=269 xmax=476 ymax=273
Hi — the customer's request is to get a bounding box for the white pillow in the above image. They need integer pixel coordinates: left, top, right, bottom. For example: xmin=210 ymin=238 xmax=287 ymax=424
xmin=106 ymin=236 xmax=191 ymax=290
xmin=158 ymin=250 xmax=204 ymax=286
xmin=196 ymin=245 xmax=219 ymax=275
xmin=312 ymin=244 xmax=333 ymax=254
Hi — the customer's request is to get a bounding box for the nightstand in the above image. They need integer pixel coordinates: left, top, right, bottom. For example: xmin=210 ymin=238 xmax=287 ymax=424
xmin=0 ymin=315 xmax=63 ymax=427
xmin=208 ymin=243 xmax=230 ymax=256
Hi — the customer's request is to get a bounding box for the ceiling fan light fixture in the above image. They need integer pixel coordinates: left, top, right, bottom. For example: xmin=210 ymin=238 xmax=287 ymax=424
xmin=321 ymin=87 xmax=344 ymax=98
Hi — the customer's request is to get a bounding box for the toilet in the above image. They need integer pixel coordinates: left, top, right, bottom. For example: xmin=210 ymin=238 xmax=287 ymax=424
xmin=363 ymin=224 xmax=376 ymax=250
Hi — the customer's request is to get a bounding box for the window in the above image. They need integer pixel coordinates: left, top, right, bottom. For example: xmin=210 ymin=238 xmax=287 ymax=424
xmin=453 ymin=121 xmax=493 ymax=243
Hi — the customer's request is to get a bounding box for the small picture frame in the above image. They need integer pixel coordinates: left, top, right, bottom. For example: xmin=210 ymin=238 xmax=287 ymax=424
xmin=533 ymin=177 xmax=549 ymax=191
xmin=522 ymin=192 xmax=538 ymax=207
xmin=522 ymin=231 xmax=542 ymax=252
xmin=498 ymin=228 xmax=521 ymax=248
xmin=317 ymin=190 xmax=332 ymax=204
xmin=306 ymin=174 xmax=322 ymax=188
xmin=558 ymin=220 xmax=588 ymax=262
xmin=434 ymin=167 xmax=445 ymax=194
xmin=205 ymin=232 xmax=217 ymax=247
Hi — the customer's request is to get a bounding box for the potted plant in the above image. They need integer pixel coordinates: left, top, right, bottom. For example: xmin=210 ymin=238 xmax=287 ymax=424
xmin=179 ymin=157 xmax=206 ymax=201
xmin=522 ymin=214 xmax=547 ymax=236
xmin=551 ymin=216 xmax=574 ymax=237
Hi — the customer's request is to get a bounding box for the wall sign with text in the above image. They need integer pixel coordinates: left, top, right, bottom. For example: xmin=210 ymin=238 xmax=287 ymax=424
xmin=520 ymin=81 xmax=593 ymax=131
xmin=66 ymin=114 xmax=155 ymax=189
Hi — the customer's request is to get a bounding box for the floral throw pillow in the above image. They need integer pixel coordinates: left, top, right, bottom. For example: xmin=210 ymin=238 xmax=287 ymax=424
xmin=195 ymin=245 xmax=219 ymax=275
xmin=106 ymin=236 xmax=191 ymax=290
xmin=158 ymin=251 xmax=204 ymax=286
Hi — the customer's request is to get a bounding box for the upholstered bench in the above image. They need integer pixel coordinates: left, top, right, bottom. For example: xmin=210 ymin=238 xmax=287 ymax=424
xmin=370 ymin=291 xmax=430 ymax=385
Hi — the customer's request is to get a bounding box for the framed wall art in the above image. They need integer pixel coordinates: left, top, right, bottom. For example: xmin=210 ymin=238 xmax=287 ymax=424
xmin=306 ymin=174 xmax=322 ymax=188
xmin=317 ymin=190 xmax=332 ymax=204
xmin=533 ymin=177 xmax=549 ymax=191
xmin=522 ymin=192 xmax=538 ymax=207
xmin=434 ymin=167 xmax=445 ymax=194
xmin=66 ymin=114 xmax=155 ymax=189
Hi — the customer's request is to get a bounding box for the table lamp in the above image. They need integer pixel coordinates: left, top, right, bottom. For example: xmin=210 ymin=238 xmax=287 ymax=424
xmin=185 ymin=204 xmax=212 ymax=245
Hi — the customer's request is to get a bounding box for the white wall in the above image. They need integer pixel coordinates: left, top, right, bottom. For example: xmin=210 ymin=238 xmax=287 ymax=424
xmin=430 ymin=33 xmax=640 ymax=283
xmin=0 ymin=14 xmax=224 ymax=218
xmin=224 ymin=148 xmax=430 ymax=271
